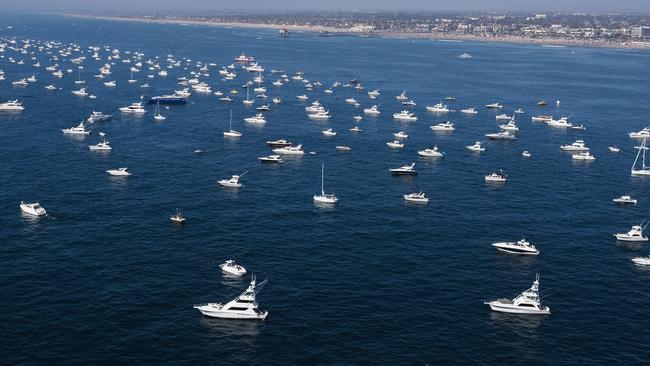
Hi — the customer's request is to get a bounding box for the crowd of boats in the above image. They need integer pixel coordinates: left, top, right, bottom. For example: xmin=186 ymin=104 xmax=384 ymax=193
xmin=2 ymin=36 xmax=649 ymax=319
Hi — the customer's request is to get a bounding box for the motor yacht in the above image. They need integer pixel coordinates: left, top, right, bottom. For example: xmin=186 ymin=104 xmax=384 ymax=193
xmin=87 ymin=111 xmax=112 ymax=123
xmin=484 ymin=274 xmax=550 ymax=315
xmin=426 ymin=102 xmax=452 ymax=113
xmin=629 ymin=127 xmax=650 ymax=139
xmin=393 ymin=131 xmax=408 ymax=139
xmin=495 ymin=113 xmax=512 ymax=121
xmin=393 ymin=110 xmax=417 ymax=122
xmin=460 ymin=107 xmax=478 ymax=115
xmin=418 ymin=146 xmax=445 ymax=157
xmin=297 ymin=94 xmax=309 ymax=101
xmin=390 ymin=163 xmax=417 ymax=175
xmin=194 ymin=275 xmax=268 ymax=320
xmin=492 ymin=239 xmax=539 ymax=255
xmin=560 ymin=140 xmax=589 ymax=152
xmin=402 ymin=100 xmax=417 ymax=107
xmin=367 ymin=89 xmax=380 ymax=98
xmin=106 ymin=167 xmax=131 ymax=177
xmin=88 ymin=133 xmax=112 ymax=151
xmin=531 ymin=115 xmax=552 ymax=122
xmin=72 ymin=88 xmax=88 ymax=96
xmin=499 ymin=119 xmax=519 ymax=131
xmin=430 ymin=122 xmax=455 ymax=131
xmin=485 ymin=131 xmax=516 ymax=140
xmin=546 ymin=117 xmax=573 ymax=128
xmin=631 ymin=256 xmax=650 ymax=266
xmin=387 ymin=140 xmax=405 ymax=149
xmin=62 ymin=121 xmax=91 ymax=135
xmin=220 ymin=259 xmax=247 ymax=276
xmin=12 ymin=78 xmax=28 ymax=86
xmin=313 ymin=163 xmax=338 ymax=204
xmin=272 ymin=144 xmax=305 ymax=155
xmin=309 ymin=110 xmax=331 ymax=120
xmin=170 ymin=209 xmax=186 ymax=224
xmin=466 ymin=141 xmax=485 ymax=152
xmin=20 ymin=201 xmax=47 ymax=216
xmin=218 ymin=173 xmax=245 ymax=188
xmin=396 ymin=91 xmax=408 ymax=101
xmin=119 ymin=102 xmax=146 ymax=114
xmin=266 ymin=139 xmax=293 ymax=148
xmin=485 ymin=102 xmax=502 ymax=109
xmin=244 ymin=113 xmax=267 ymax=124
xmin=363 ymin=105 xmax=381 ymax=116
xmin=403 ymin=192 xmax=429 ymax=203
xmin=321 ymin=128 xmax=337 ymax=137
xmin=613 ymin=195 xmax=637 ymax=205
xmin=0 ymin=99 xmax=25 ymax=111
xmin=572 ymin=152 xmax=596 ymax=161
xmin=631 ymin=138 xmax=650 ymax=176
xmin=485 ymin=170 xmax=507 ymax=183
xmin=258 ymin=155 xmax=284 ymax=163
xmin=614 ymin=222 xmax=648 ymax=242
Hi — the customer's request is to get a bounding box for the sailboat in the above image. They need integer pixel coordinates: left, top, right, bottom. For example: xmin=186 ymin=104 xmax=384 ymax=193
xmin=313 ymin=163 xmax=338 ymax=204
xmin=223 ymin=110 xmax=242 ymax=137
xmin=631 ymin=138 xmax=650 ymax=176
xmin=153 ymin=101 xmax=166 ymax=121
xmin=243 ymin=84 xmax=253 ymax=105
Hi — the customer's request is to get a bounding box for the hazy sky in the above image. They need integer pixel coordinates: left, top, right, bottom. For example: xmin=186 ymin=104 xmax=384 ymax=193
xmin=5 ymin=0 xmax=650 ymax=12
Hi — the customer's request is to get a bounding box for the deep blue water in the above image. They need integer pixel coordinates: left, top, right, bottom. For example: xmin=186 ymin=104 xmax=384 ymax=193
xmin=1 ymin=14 xmax=650 ymax=365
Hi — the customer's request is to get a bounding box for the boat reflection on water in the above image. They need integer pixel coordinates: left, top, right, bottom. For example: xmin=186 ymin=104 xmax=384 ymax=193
xmin=199 ymin=317 xmax=264 ymax=339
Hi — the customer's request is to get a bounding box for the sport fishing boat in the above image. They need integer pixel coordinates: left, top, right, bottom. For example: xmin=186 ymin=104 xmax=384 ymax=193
xmin=430 ymin=122 xmax=455 ymax=132
xmin=218 ymin=172 xmax=246 ymax=188
xmin=572 ymin=152 xmax=596 ymax=161
xmin=614 ymin=222 xmax=648 ymax=242
xmin=466 ymin=141 xmax=485 ymax=152
xmin=629 ymin=127 xmax=650 ymax=139
xmin=20 ymin=201 xmax=47 ymax=216
xmin=485 ymin=102 xmax=502 ymax=109
xmin=88 ymin=133 xmax=112 ymax=151
xmin=426 ymin=102 xmax=452 ymax=113
xmin=386 ymin=140 xmax=405 ymax=149
xmin=266 ymin=139 xmax=293 ymax=148
xmin=613 ymin=195 xmax=637 ymax=205
xmin=87 ymin=111 xmax=112 ymax=123
xmin=418 ymin=146 xmax=445 ymax=157
xmin=258 ymin=155 xmax=284 ymax=164
xmin=105 ymin=167 xmax=131 ymax=177
xmin=390 ymin=163 xmax=417 ymax=176
xmin=485 ymin=170 xmax=507 ymax=183
xmin=631 ymin=256 xmax=650 ymax=266
xmin=403 ymin=192 xmax=429 ymax=203
xmin=531 ymin=115 xmax=552 ymax=122
xmin=363 ymin=105 xmax=381 ymax=116
xmin=393 ymin=110 xmax=418 ymax=122
xmin=220 ymin=259 xmax=247 ymax=276
xmin=484 ymin=274 xmax=550 ymax=315
xmin=492 ymin=239 xmax=539 ymax=255
xmin=194 ymin=275 xmax=268 ymax=319
xmin=61 ymin=121 xmax=91 ymax=135
xmin=170 ymin=209 xmax=186 ymax=224
xmin=460 ymin=107 xmax=478 ymax=115
xmin=560 ymin=140 xmax=589 ymax=152
xmin=485 ymin=131 xmax=516 ymax=140
xmin=272 ymin=144 xmax=304 ymax=155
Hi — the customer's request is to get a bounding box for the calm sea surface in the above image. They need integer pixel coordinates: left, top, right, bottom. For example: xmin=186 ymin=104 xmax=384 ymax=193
xmin=1 ymin=14 xmax=650 ymax=365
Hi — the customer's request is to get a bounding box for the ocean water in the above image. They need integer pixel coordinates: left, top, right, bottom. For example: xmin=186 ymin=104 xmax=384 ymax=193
xmin=1 ymin=14 xmax=650 ymax=365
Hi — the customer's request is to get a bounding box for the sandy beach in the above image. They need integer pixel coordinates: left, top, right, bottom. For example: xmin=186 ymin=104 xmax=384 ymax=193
xmin=66 ymin=14 xmax=650 ymax=50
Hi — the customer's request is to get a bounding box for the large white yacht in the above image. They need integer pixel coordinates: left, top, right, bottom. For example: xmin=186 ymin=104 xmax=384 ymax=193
xmin=393 ymin=110 xmax=417 ymax=122
xmin=61 ymin=121 xmax=91 ymax=135
xmin=492 ymin=239 xmax=539 ymax=255
xmin=484 ymin=274 xmax=550 ymax=315
xmin=390 ymin=163 xmax=417 ymax=175
xmin=629 ymin=127 xmax=650 ymax=139
xmin=313 ymin=163 xmax=338 ymax=204
xmin=426 ymin=102 xmax=452 ymax=113
xmin=244 ymin=113 xmax=267 ymax=124
xmin=273 ymin=144 xmax=305 ymax=155
xmin=106 ymin=167 xmax=131 ymax=177
xmin=546 ymin=117 xmax=573 ymax=128
xmin=194 ymin=275 xmax=268 ymax=319
xmin=403 ymin=192 xmax=429 ymax=203
xmin=560 ymin=140 xmax=589 ymax=152
xmin=220 ymin=259 xmax=247 ymax=276
xmin=309 ymin=110 xmax=331 ymax=120
xmin=631 ymin=138 xmax=650 ymax=176
xmin=119 ymin=102 xmax=146 ymax=114
xmin=418 ymin=146 xmax=444 ymax=157
xmin=614 ymin=223 xmax=648 ymax=242
xmin=430 ymin=122 xmax=455 ymax=131
xmin=20 ymin=201 xmax=47 ymax=216
xmin=0 ymin=100 xmax=25 ymax=111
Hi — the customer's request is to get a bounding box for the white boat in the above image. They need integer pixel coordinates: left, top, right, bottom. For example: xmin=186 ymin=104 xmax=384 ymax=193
xmin=613 ymin=195 xmax=637 ymax=205
xmin=194 ymin=275 xmax=268 ymax=319
xmin=349 ymin=126 xmax=363 ymax=133
xmin=522 ymin=151 xmax=532 ymax=158
xmin=546 ymin=117 xmax=573 ymax=128
xmin=426 ymin=102 xmax=452 ymax=113
xmin=458 ymin=53 xmax=472 ymax=59
xmin=119 ymin=102 xmax=146 ymax=114
xmin=631 ymin=138 xmax=650 ymax=176
xmin=335 ymin=145 xmax=351 ymax=152
xmin=485 ymin=170 xmax=507 ymax=183
xmin=460 ymin=107 xmax=478 ymax=115
xmin=322 ymin=128 xmax=337 ymax=137
xmin=403 ymin=191 xmax=429 ymax=203
xmin=514 ymin=108 xmax=525 ymax=114
xmin=608 ymin=146 xmax=621 ymax=153
xmin=258 ymin=155 xmax=284 ymax=163
xmin=0 ymin=100 xmax=25 ymax=111
xmin=106 ymin=167 xmax=131 ymax=177
xmin=492 ymin=239 xmax=539 ymax=255
xmin=393 ymin=131 xmax=408 ymax=139
xmin=61 ymin=121 xmax=91 ymax=135
xmin=45 ymin=85 xmax=57 ymax=91
xmin=495 ymin=113 xmax=512 ymax=121
xmin=531 ymin=115 xmax=552 ymax=122
xmin=560 ymin=140 xmax=589 ymax=152
xmin=218 ymin=172 xmax=246 ymax=188
xmin=485 ymin=102 xmax=502 ymax=109
xmin=72 ymin=88 xmax=88 ymax=96
xmin=20 ymin=201 xmax=46 ymax=216
xmin=297 ymin=94 xmax=309 ymax=101
xmin=12 ymin=78 xmax=28 ymax=86
xmin=273 ymin=144 xmax=304 ymax=155
xmin=153 ymin=101 xmax=166 ymax=121
xmin=88 ymin=133 xmax=112 ymax=151
xmin=401 ymin=100 xmax=417 ymax=107
xmin=244 ymin=113 xmax=267 ymax=124
xmin=367 ymin=89 xmax=380 ymax=98
xmin=430 ymin=122 xmax=455 ymax=131
xmin=103 ymin=80 xmax=117 ymax=87
xmin=393 ymin=110 xmax=417 ymax=122
xmin=87 ymin=111 xmax=112 ymax=123
xmin=418 ymin=146 xmax=445 ymax=157
xmin=266 ymin=139 xmax=293 ymax=147
xmin=485 ymin=131 xmax=516 ymax=140
xmin=631 ymin=256 xmax=650 ymax=266
xmin=220 ymin=259 xmax=247 ymax=276
xmin=572 ymin=152 xmax=595 ymax=161
xmin=499 ymin=119 xmax=519 ymax=131
xmin=390 ymin=163 xmax=417 ymax=176
xmin=484 ymin=274 xmax=550 ymax=315
xmin=396 ymin=91 xmax=408 ymax=101
xmin=223 ymin=110 xmax=241 ymax=137
xmin=466 ymin=141 xmax=485 ymax=152
xmin=386 ymin=140 xmax=404 ymax=149
xmin=309 ymin=110 xmax=331 ymax=120
xmin=313 ymin=163 xmax=338 ymax=204
xmin=363 ymin=105 xmax=381 ymax=116
xmin=629 ymin=127 xmax=650 ymax=139
xmin=614 ymin=222 xmax=648 ymax=242
xmin=170 ymin=209 xmax=186 ymax=224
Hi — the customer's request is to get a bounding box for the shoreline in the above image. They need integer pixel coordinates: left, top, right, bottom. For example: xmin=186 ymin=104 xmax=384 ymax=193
xmin=66 ymin=14 xmax=650 ymax=51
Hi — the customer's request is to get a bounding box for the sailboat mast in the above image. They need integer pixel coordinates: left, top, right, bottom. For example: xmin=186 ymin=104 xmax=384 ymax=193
xmin=632 ymin=139 xmax=643 ymax=173
xmin=229 ymin=110 xmax=233 ymax=130
xmin=321 ymin=163 xmax=325 ymax=195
